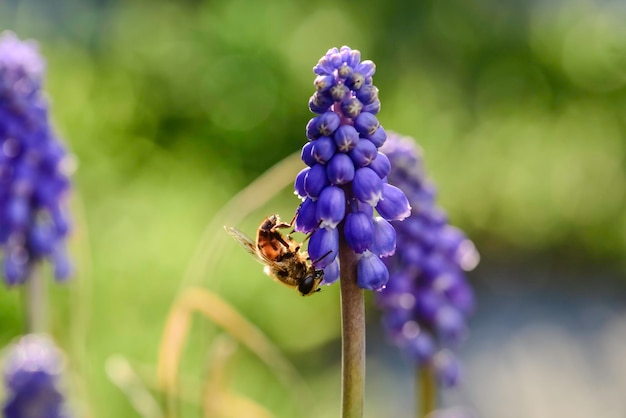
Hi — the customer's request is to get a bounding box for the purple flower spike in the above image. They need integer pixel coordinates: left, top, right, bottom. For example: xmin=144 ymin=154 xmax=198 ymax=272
xmin=2 ymin=334 xmax=69 ymax=418
xmin=308 ymin=226 xmax=338 ymax=269
xmin=376 ymin=184 xmax=411 ymax=221
xmin=357 ymin=250 xmax=389 ymax=291
xmin=296 ymin=47 xmax=409 ymax=291
xmin=375 ymin=132 xmax=478 ymax=388
xmin=0 ymin=31 xmax=73 ymax=286
xmin=344 ymin=212 xmax=374 ymax=253
xmin=316 ymin=186 xmax=345 ymax=229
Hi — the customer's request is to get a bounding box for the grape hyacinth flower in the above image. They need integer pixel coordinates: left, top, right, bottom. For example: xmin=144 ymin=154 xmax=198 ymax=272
xmin=376 ymin=133 xmax=479 ymax=388
xmin=0 ymin=31 xmax=73 ymax=285
xmin=294 ymin=46 xmax=410 ymax=291
xmin=2 ymin=334 xmax=70 ymax=418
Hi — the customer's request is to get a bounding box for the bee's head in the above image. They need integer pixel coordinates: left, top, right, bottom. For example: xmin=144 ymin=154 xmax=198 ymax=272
xmin=298 ymin=269 xmax=324 ymax=296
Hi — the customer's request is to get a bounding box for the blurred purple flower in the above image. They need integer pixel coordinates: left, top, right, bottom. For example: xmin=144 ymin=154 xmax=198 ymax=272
xmin=0 ymin=31 xmax=73 ymax=285
xmin=376 ymin=132 xmax=479 ymax=387
xmin=3 ymin=334 xmax=70 ymax=418
xmin=295 ymin=46 xmax=410 ymax=290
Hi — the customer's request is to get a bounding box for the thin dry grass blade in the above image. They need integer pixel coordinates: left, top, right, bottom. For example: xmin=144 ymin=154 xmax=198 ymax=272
xmin=202 ymin=335 xmax=274 ymax=418
xmin=157 ymin=287 xmax=313 ymax=418
xmin=106 ymin=355 xmax=164 ymax=418
xmin=177 ymin=151 xmax=302 ymax=291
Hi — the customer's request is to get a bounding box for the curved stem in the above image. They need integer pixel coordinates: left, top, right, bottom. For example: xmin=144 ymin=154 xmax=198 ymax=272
xmin=417 ymin=365 xmax=437 ymax=418
xmin=24 ymin=263 xmax=47 ymax=333
xmin=338 ymin=236 xmax=365 ymax=418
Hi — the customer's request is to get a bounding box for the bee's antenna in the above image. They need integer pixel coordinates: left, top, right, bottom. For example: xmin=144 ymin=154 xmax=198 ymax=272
xmin=311 ymin=250 xmax=333 ymax=265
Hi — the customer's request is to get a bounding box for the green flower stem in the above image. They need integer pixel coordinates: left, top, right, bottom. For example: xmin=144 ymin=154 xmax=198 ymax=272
xmin=338 ymin=235 xmax=365 ymax=418
xmin=24 ymin=263 xmax=47 ymax=333
xmin=418 ymin=365 xmax=437 ymax=418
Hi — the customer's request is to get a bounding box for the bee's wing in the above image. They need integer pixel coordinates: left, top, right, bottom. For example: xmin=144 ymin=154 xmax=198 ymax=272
xmin=224 ymin=226 xmax=266 ymax=264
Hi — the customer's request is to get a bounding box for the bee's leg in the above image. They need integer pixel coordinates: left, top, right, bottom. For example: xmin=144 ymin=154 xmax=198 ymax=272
xmin=274 ymin=233 xmax=292 ymax=249
xmin=274 ymin=211 xmax=297 ymax=231
xmin=301 ymin=220 xmax=323 ymax=244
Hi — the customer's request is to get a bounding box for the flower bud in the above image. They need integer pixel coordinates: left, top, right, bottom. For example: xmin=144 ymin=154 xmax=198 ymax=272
xmin=316 ymin=186 xmax=345 ymax=229
xmin=344 ymin=212 xmax=374 ymax=253
xmin=326 ymin=153 xmax=355 ymax=185
xmin=376 ymin=183 xmax=411 ymax=221
xmin=353 ymin=167 xmax=383 ymax=206
xmin=308 ymin=226 xmax=338 ymax=269
xmin=357 ymin=251 xmax=389 ymax=291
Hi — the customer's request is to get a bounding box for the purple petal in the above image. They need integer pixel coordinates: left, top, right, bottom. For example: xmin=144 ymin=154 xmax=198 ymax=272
xmin=308 ymin=226 xmax=338 ymax=269
xmin=376 ymin=183 xmax=411 ymax=221
xmin=3 ymin=252 xmax=26 ymax=285
xmin=306 ymin=117 xmax=321 ymax=140
xmin=353 ymin=167 xmax=383 ymax=206
xmin=357 ymin=251 xmax=389 ymax=291
xmin=322 ymin=258 xmax=340 ymax=285
xmin=326 ymin=153 xmax=355 ymax=185
xmin=348 ymin=139 xmax=378 ymax=167
xmin=314 ymin=75 xmax=335 ymax=93
xmin=301 ymin=141 xmax=316 ymax=166
xmin=309 ymin=92 xmax=334 ymax=114
xmin=295 ymin=198 xmax=318 ymax=233
xmin=311 ymin=136 xmax=336 ymax=164
xmin=294 ymin=167 xmax=309 ymax=199
xmin=356 ymin=60 xmax=376 ymax=77
xmin=356 ymin=85 xmax=378 ymax=105
xmin=406 ymin=331 xmax=436 ymax=364
xmin=435 ymin=305 xmax=467 ymax=343
xmin=329 ymin=83 xmax=349 ymax=102
xmin=52 ymin=245 xmax=71 ymax=281
xmin=434 ymin=350 xmax=461 ymax=387
xmin=371 ymin=216 xmax=396 ymax=257
xmin=316 ymin=186 xmax=346 ymax=229
xmin=367 ymin=125 xmax=387 ymax=147
xmin=303 ymin=164 xmax=328 ymax=198
xmin=317 ymin=111 xmax=341 ymax=136
xmin=344 ymin=212 xmax=374 ymax=253
xmin=333 ymin=125 xmax=359 ymax=152
xmin=340 ymin=97 xmax=363 ymax=119
xmin=362 ymin=99 xmax=381 ymax=115
xmin=369 ymin=152 xmax=390 ymax=178
xmin=345 ymin=71 xmax=365 ymax=90
xmin=354 ymin=112 xmax=379 ymax=137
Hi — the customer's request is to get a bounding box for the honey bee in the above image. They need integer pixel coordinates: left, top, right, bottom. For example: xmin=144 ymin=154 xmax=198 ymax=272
xmin=224 ymin=214 xmax=324 ymax=296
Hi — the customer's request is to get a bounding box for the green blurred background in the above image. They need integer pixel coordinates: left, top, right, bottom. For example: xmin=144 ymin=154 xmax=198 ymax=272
xmin=1 ymin=0 xmax=626 ymax=417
